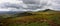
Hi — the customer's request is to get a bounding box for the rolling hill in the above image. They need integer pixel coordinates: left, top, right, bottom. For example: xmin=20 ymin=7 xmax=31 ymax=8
xmin=0 ymin=9 xmax=60 ymax=26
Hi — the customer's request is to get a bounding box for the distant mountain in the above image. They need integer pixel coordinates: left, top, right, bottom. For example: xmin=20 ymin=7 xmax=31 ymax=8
xmin=0 ymin=11 xmax=26 ymax=14
xmin=0 ymin=9 xmax=59 ymax=14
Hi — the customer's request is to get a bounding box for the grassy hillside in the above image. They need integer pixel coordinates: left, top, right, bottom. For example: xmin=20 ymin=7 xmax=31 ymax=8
xmin=0 ymin=9 xmax=60 ymax=26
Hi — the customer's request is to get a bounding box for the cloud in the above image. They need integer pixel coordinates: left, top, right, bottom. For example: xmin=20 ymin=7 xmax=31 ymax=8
xmin=0 ymin=0 xmax=60 ymax=11
xmin=0 ymin=3 xmax=23 ymax=9
xmin=0 ymin=0 xmax=41 ymax=11
xmin=22 ymin=0 xmax=40 ymax=4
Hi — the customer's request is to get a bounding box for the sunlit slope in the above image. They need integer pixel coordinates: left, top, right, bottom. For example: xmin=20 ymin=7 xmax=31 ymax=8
xmin=1 ymin=10 xmax=60 ymax=26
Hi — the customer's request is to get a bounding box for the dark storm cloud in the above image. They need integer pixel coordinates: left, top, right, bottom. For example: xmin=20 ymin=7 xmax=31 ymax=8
xmin=22 ymin=0 xmax=40 ymax=4
xmin=22 ymin=0 xmax=50 ymax=10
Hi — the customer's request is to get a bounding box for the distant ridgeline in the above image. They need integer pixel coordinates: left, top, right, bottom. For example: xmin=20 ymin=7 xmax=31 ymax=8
xmin=0 ymin=9 xmax=59 ymax=19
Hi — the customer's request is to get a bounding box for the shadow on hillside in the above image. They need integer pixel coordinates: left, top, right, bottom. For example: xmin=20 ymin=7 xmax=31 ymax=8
xmin=14 ymin=12 xmax=34 ymax=17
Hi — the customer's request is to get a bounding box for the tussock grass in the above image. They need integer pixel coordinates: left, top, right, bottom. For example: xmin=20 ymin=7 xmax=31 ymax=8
xmin=0 ymin=10 xmax=60 ymax=26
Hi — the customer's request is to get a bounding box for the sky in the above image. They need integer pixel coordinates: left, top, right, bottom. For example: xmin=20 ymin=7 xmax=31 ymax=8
xmin=0 ymin=0 xmax=60 ymax=11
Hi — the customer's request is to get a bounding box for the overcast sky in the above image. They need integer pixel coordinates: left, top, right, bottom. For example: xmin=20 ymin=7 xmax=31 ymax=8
xmin=0 ymin=0 xmax=60 ymax=11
